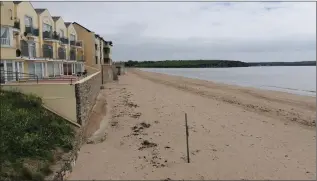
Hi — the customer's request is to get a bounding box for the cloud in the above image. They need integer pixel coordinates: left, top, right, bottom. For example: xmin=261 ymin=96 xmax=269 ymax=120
xmin=32 ymin=1 xmax=316 ymax=62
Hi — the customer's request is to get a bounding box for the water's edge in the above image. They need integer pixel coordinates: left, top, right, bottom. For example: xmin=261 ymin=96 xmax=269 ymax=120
xmin=140 ymin=68 xmax=316 ymax=97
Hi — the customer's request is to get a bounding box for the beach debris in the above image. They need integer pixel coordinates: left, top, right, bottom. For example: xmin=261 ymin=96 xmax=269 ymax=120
xmin=111 ymin=121 xmax=118 ymax=127
xmin=140 ymin=122 xmax=151 ymax=128
xmin=139 ymin=140 xmax=157 ymax=150
xmin=162 ymin=178 xmax=172 ymax=181
xmin=130 ymin=112 xmax=142 ymax=119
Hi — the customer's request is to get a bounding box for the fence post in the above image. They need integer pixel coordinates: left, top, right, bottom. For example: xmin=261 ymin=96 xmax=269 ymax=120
xmin=185 ymin=113 xmax=190 ymax=163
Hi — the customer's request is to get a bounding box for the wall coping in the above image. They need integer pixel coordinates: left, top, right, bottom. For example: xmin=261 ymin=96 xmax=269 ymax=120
xmin=75 ymin=71 xmax=101 ymax=84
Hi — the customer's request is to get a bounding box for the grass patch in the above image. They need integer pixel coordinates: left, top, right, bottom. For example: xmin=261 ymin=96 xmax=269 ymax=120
xmin=0 ymin=89 xmax=75 ymax=181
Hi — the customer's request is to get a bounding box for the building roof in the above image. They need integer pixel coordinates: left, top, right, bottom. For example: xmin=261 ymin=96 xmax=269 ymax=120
xmin=73 ymin=22 xmax=92 ymax=33
xmin=64 ymin=22 xmax=72 ymax=27
xmin=35 ymin=8 xmax=46 ymax=14
xmin=52 ymin=16 xmax=61 ymax=21
xmin=13 ymin=1 xmax=22 ymax=4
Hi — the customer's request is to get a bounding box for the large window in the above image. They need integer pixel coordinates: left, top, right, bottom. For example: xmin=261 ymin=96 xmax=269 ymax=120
xmin=43 ymin=23 xmax=52 ymax=32
xmin=28 ymin=42 xmax=36 ymax=58
xmin=60 ymin=30 xmax=64 ymax=38
xmin=70 ymin=34 xmax=75 ymax=41
xmin=1 ymin=26 xmax=11 ymax=46
xmin=24 ymin=16 xmax=32 ymax=27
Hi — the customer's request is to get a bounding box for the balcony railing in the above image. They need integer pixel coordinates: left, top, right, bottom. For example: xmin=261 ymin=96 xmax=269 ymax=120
xmin=103 ymin=47 xmax=110 ymax=54
xmin=60 ymin=37 xmax=69 ymax=44
xmin=103 ymin=58 xmax=111 ymax=64
xmin=43 ymin=31 xmax=60 ymax=41
xmin=1 ymin=38 xmax=10 ymax=46
xmin=43 ymin=31 xmax=52 ymax=39
xmin=70 ymin=40 xmax=82 ymax=47
xmin=25 ymin=27 xmax=39 ymax=36
xmin=14 ymin=20 xmax=20 ymax=30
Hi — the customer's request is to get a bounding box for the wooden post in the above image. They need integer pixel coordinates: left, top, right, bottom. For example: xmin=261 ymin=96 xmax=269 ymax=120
xmin=185 ymin=113 xmax=190 ymax=163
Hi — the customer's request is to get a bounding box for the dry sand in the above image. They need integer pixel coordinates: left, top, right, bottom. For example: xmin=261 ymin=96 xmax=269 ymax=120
xmin=69 ymin=69 xmax=316 ymax=180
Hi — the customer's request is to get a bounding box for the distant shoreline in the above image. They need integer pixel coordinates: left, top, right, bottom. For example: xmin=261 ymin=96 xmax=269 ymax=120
xmin=124 ymin=60 xmax=316 ymax=68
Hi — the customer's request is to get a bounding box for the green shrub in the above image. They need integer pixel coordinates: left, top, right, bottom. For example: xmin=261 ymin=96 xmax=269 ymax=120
xmin=0 ymin=89 xmax=75 ymax=180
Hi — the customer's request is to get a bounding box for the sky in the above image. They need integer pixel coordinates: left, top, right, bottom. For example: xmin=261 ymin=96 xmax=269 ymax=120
xmin=32 ymin=1 xmax=316 ymax=62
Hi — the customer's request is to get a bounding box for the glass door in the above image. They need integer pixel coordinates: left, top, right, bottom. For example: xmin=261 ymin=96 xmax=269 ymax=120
xmin=6 ymin=61 xmax=14 ymax=81
xmin=35 ymin=62 xmax=42 ymax=78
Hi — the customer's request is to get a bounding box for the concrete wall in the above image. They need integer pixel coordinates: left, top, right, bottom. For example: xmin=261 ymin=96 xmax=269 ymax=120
xmin=1 ymin=83 xmax=77 ymax=123
xmin=101 ymin=64 xmax=118 ymax=83
xmin=74 ymin=71 xmax=101 ymax=125
xmin=1 ymin=1 xmax=14 ymax=26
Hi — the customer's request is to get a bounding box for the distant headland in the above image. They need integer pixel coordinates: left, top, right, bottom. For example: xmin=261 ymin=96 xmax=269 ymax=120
xmin=124 ymin=60 xmax=316 ymax=68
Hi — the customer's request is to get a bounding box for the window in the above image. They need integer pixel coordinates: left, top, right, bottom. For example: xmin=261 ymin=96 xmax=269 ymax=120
xmin=24 ymin=16 xmax=32 ymax=27
xmin=28 ymin=42 xmax=36 ymax=58
xmin=1 ymin=26 xmax=11 ymax=46
xmin=43 ymin=23 xmax=52 ymax=32
xmin=95 ymin=56 xmax=98 ymax=64
xmin=60 ymin=30 xmax=64 ymax=38
xmin=70 ymin=34 xmax=75 ymax=41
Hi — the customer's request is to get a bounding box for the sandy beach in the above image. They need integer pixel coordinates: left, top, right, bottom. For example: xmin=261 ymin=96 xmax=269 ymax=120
xmin=69 ymin=68 xmax=316 ymax=180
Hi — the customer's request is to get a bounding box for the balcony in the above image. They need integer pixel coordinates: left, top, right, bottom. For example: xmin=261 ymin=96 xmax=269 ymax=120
xmin=25 ymin=27 xmax=39 ymax=37
xmin=103 ymin=47 xmax=110 ymax=54
xmin=43 ymin=31 xmax=60 ymax=42
xmin=13 ymin=20 xmax=20 ymax=32
xmin=60 ymin=37 xmax=69 ymax=44
xmin=0 ymin=38 xmax=10 ymax=46
xmin=103 ymin=57 xmax=111 ymax=64
xmin=70 ymin=40 xmax=82 ymax=48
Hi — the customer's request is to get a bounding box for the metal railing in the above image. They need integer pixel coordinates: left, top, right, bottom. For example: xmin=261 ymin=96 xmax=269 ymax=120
xmin=70 ymin=40 xmax=82 ymax=47
xmin=0 ymin=38 xmax=10 ymax=45
xmin=1 ymin=70 xmax=82 ymax=85
xmin=43 ymin=31 xmax=60 ymax=40
xmin=43 ymin=31 xmax=52 ymax=39
xmin=103 ymin=47 xmax=110 ymax=54
xmin=25 ymin=27 xmax=39 ymax=36
xmin=14 ymin=20 xmax=20 ymax=29
xmin=60 ymin=37 xmax=69 ymax=44
xmin=1 ymin=70 xmax=39 ymax=84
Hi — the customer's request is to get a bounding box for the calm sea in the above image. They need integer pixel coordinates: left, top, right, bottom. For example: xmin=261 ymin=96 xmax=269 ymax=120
xmin=140 ymin=66 xmax=316 ymax=97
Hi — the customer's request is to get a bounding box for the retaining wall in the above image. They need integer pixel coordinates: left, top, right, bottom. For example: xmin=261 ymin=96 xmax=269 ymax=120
xmin=74 ymin=71 xmax=102 ymax=125
xmin=1 ymin=83 xmax=77 ymax=123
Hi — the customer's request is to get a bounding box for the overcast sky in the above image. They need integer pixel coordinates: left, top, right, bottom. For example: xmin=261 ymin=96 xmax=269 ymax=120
xmin=32 ymin=1 xmax=316 ymax=62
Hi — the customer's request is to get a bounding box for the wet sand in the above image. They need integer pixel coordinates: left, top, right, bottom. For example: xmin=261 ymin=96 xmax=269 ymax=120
xmin=69 ymin=69 xmax=316 ymax=180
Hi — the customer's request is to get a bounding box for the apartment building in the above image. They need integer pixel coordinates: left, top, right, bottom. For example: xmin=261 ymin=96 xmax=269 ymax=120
xmin=73 ymin=22 xmax=113 ymax=74
xmin=95 ymin=34 xmax=102 ymax=66
xmin=103 ymin=39 xmax=113 ymax=65
xmin=1 ymin=1 xmax=37 ymax=83
xmin=0 ymin=1 xmax=85 ymax=83
xmin=99 ymin=37 xmax=112 ymax=65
